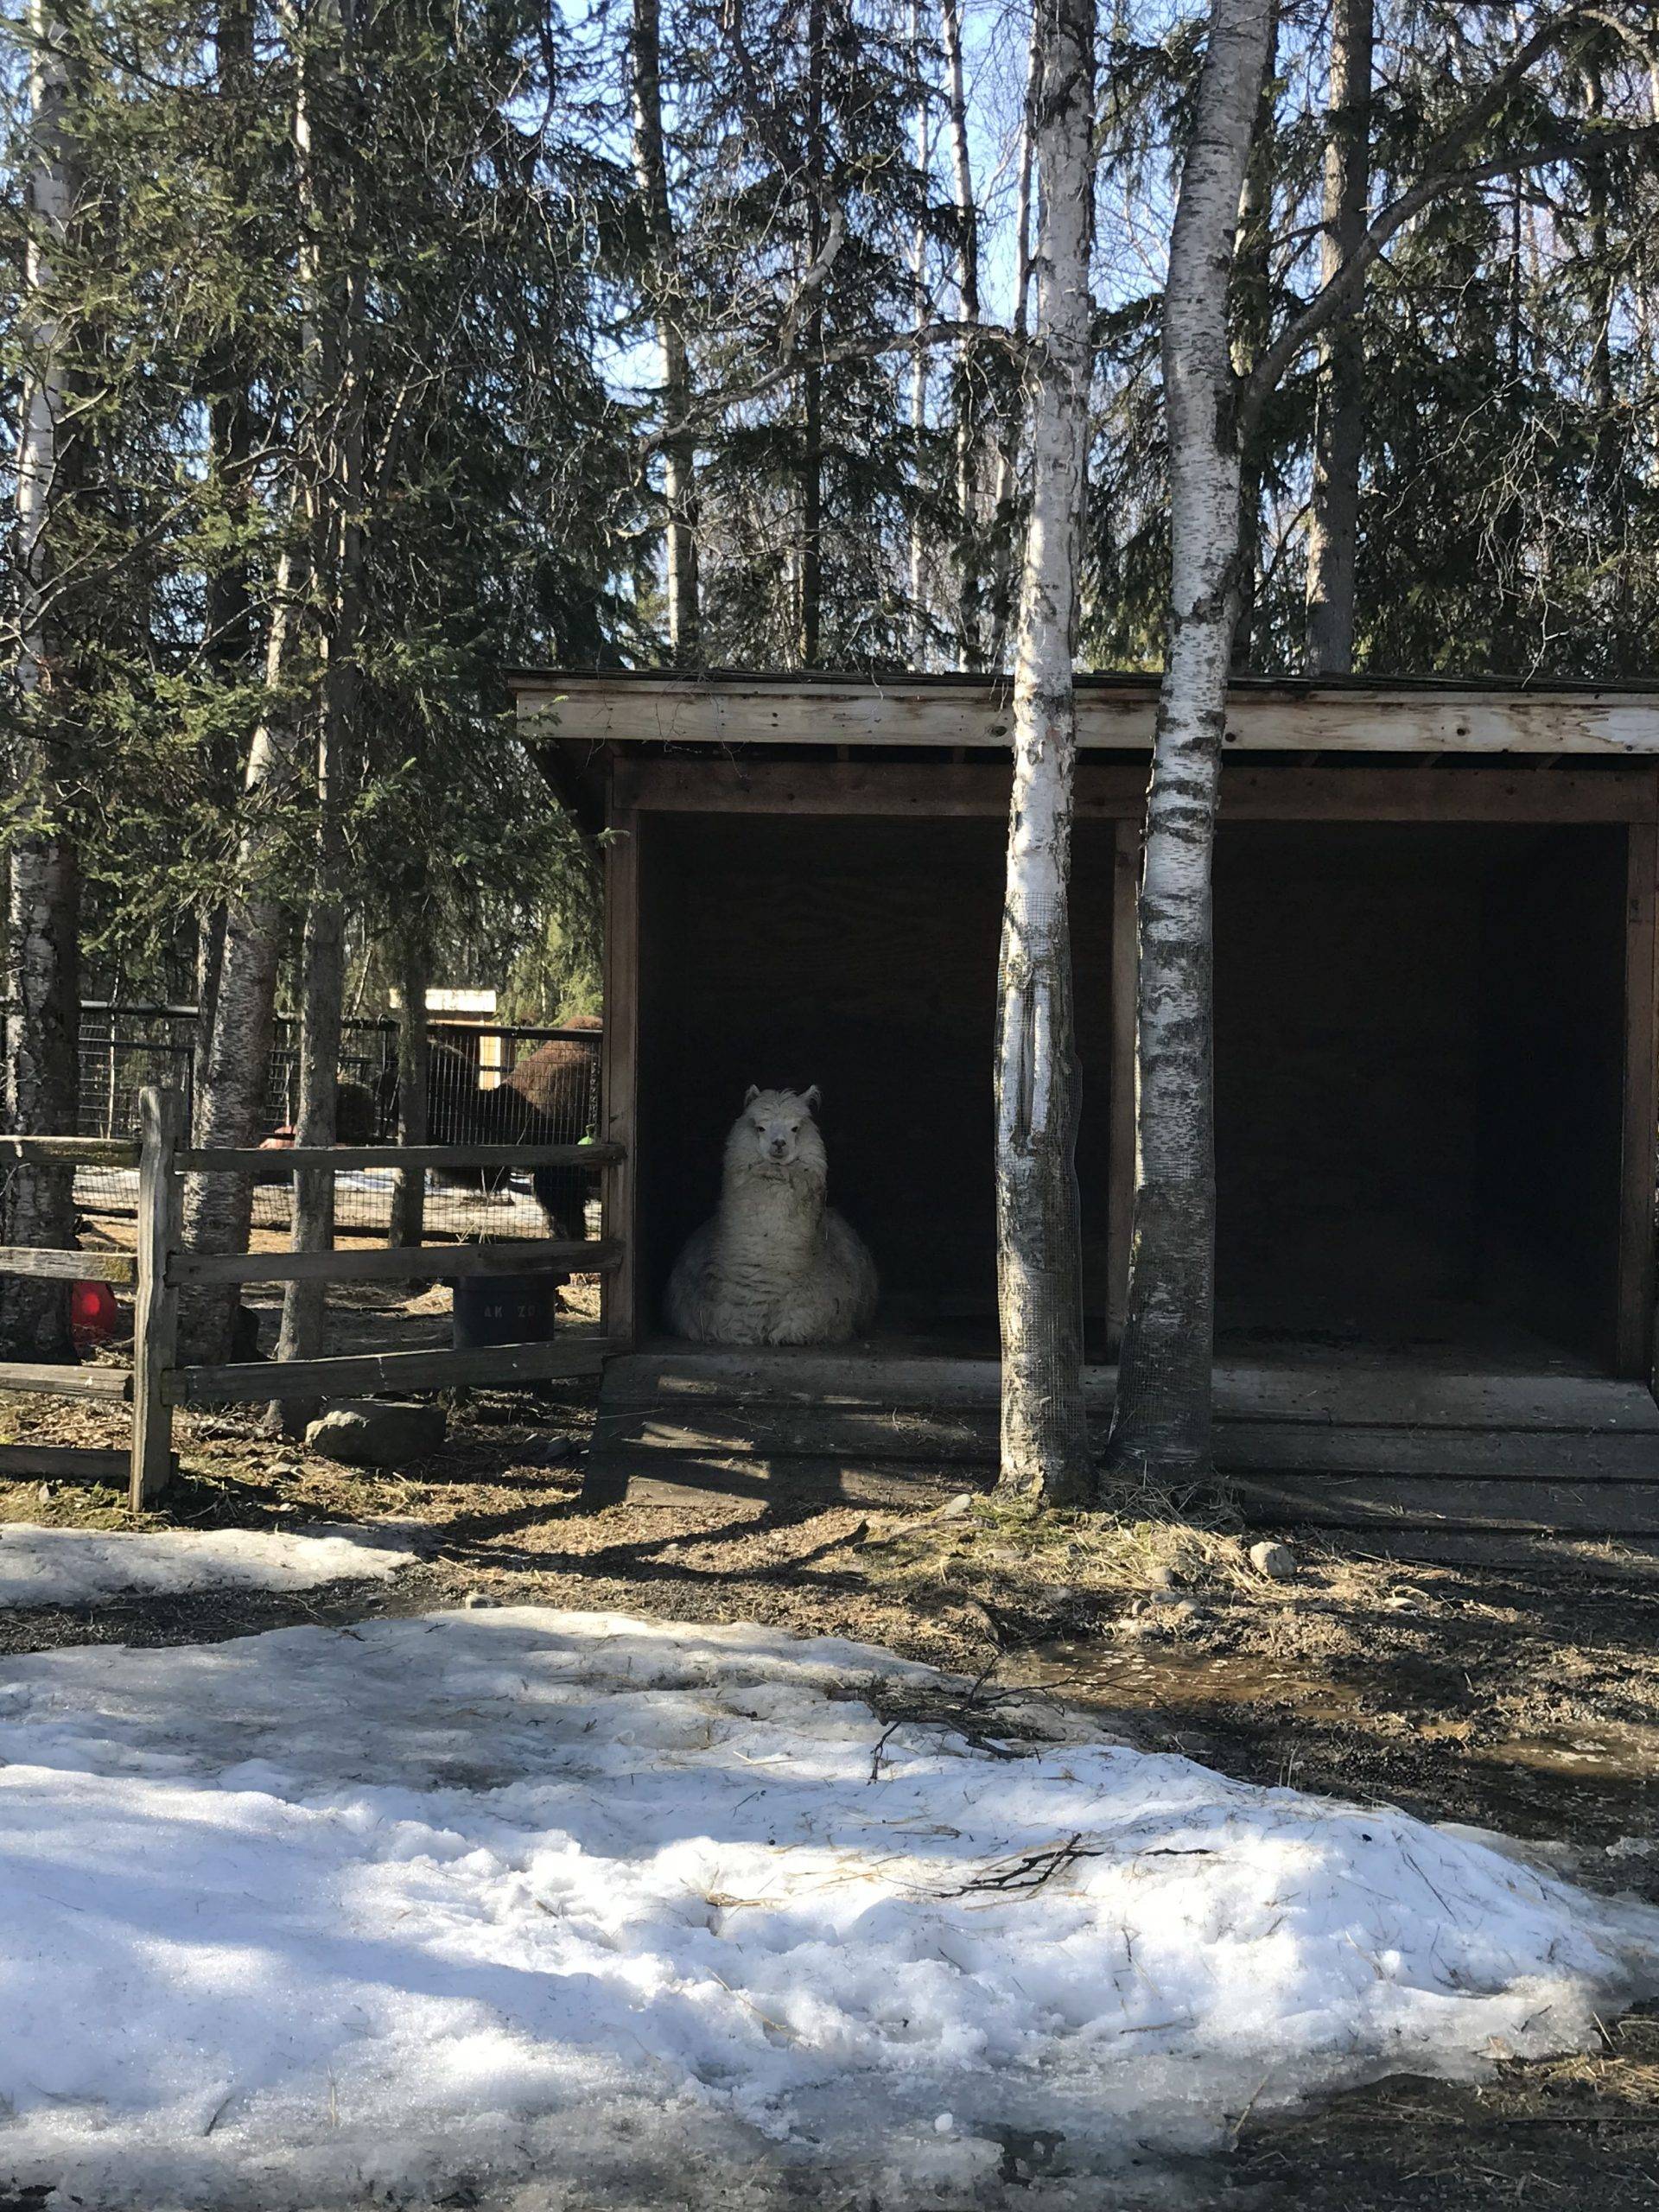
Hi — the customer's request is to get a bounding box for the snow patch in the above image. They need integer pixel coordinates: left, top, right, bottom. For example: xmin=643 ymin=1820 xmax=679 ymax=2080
xmin=0 ymin=1522 xmax=417 ymax=1607
xmin=0 ymin=1606 xmax=1651 ymax=2209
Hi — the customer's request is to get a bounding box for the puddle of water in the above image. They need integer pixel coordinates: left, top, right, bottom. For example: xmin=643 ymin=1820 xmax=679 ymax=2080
xmin=1486 ymin=1728 xmax=1658 ymax=1787
xmin=1020 ymin=1639 xmax=1369 ymax=1730
xmin=1017 ymin=1640 xmax=1656 ymax=1834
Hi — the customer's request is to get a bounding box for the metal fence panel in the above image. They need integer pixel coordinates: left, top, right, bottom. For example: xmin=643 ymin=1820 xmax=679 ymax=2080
xmin=55 ymin=1007 xmax=602 ymax=1241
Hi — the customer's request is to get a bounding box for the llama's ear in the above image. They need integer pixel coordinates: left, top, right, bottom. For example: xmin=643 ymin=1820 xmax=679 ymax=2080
xmin=743 ymin=1084 xmax=760 ymax=1107
xmin=803 ymin=1084 xmax=822 ymax=1115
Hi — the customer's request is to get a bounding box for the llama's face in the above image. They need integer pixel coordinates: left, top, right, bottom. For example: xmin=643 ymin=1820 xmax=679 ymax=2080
xmin=737 ymin=1085 xmax=820 ymax=1166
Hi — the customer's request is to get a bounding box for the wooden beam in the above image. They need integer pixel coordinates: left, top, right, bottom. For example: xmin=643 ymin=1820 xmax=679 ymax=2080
xmin=0 ymin=1443 xmax=133 ymax=1484
xmin=602 ymin=793 xmax=641 ymax=1348
xmin=606 ymin=1345 xmax=1659 ymax=1428
xmin=0 ymin=1246 xmax=135 ymax=1284
xmin=611 ymin=756 xmax=1052 ymax=817
xmin=1221 ymin=762 xmax=1659 ymax=823
xmin=176 ymin=1141 xmax=621 ymax=1174
xmin=521 ymin=674 xmax=1659 ymax=757
xmin=0 ymin=1361 xmax=131 ymax=1401
xmin=171 ymin=1238 xmax=623 ymax=1287
xmin=1617 ymin=822 xmax=1659 ymax=1382
xmin=1107 ymin=816 xmax=1141 ymax=1356
xmin=616 ymin=756 xmax=1659 ymax=824
xmin=172 ymin=1335 xmax=617 ymax=1406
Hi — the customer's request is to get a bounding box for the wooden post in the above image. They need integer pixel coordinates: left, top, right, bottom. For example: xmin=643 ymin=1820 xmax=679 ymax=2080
xmin=1616 ymin=821 xmax=1659 ymax=1382
xmin=601 ymin=804 xmax=640 ymax=1345
xmin=130 ymin=1084 xmax=184 ymax=1510
xmin=1106 ymin=812 xmax=1141 ymax=1357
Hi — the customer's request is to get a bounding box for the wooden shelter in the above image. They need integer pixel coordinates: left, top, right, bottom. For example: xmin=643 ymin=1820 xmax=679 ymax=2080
xmin=513 ymin=669 xmax=1659 ymax=1541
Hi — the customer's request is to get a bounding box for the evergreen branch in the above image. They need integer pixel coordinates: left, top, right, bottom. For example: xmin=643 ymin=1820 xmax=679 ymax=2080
xmin=716 ymin=0 xmax=849 ymax=346
xmin=643 ymin=320 xmax=1026 ymax=450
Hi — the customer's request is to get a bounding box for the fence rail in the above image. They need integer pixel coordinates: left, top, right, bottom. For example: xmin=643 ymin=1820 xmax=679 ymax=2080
xmin=0 ymin=1087 xmax=622 ymax=1510
xmin=45 ymin=1004 xmax=603 ymax=1241
xmin=171 ymin=1238 xmax=622 ymax=1287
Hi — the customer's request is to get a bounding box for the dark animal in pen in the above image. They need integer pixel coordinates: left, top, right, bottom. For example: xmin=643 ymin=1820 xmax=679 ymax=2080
xmin=499 ymin=1022 xmax=601 ymax=1242
xmin=376 ymin=1028 xmax=601 ymax=1237
xmin=255 ymin=1078 xmax=377 ymax=1179
xmin=375 ymin=1044 xmax=512 ymax=1190
xmin=333 ymin=1080 xmax=376 ymax=1145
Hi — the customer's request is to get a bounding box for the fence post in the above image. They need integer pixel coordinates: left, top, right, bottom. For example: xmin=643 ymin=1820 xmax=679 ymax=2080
xmin=130 ymin=1085 xmax=183 ymax=1510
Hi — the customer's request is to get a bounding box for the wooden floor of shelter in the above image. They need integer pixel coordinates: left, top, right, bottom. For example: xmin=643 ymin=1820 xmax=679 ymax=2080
xmin=586 ymin=1338 xmax=1659 ymax=1539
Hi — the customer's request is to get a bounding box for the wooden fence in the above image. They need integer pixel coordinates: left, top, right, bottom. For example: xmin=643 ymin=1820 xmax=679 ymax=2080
xmin=0 ymin=1087 xmax=624 ymax=1510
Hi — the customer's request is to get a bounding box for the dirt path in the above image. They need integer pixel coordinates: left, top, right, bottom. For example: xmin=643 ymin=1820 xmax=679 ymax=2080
xmin=2 ymin=1378 xmax=1656 ymax=2208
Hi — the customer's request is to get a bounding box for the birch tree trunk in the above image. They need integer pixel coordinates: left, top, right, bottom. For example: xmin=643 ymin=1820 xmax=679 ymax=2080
xmin=631 ymin=0 xmax=700 ymax=664
xmin=388 ymin=929 xmax=429 ymax=1249
xmin=191 ymin=0 xmax=254 ymax=1116
xmin=1104 ymin=0 xmax=1274 ymax=1486
xmin=906 ymin=0 xmax=930 ymax=663
xmin=994 ymin=0 xmax=1094 ymax=1503
xmin=1228 ymin=6 xmax=1277 ymax=675
xmin=270 ymin=713 xmax=346 ymax=1427
xmin=180 ymin=0 xmax=334 ymax=1360
xmin=1303 ymin=0 xmax=1371 ymax=674
xmin=179 ymin=559 xmax=305 ymax=1358
xmin=798 ymin=0 xmax=826 ymax=667
xmin=988 ymin=18 xmax=1040 ymax=667
xmin=274 ymin=244 xmax=363 ymax=1425
xmin=3 ymin=1 xmax=85 ymax=1362
xmin=938 ymin=0 xmax=982 ymax=666
xmin=190 ymin=908 xmax=226 ymax=1141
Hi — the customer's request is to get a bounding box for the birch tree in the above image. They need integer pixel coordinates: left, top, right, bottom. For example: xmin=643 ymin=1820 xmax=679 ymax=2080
xmin=994 ymin=0 xmax=1094 ymax=1503
xmin=179 ymin=3 xmax=340 ymax=1361
xmin=906 ymin=0 xmax=931 ymax=661
xmin=272 ymin=224 xmax=363 ymax=1423
xmin=190 ymin=0 xmax=257 ymax=1128
xmin=632 ymin=0 xmax=701 ymax=663
xmin=988 ymin=18 xmax=1041 ymax=666
xmin=1103 ymin=0 xmax=1274 ymax=1485
xmin=1304 ymin=0 xmax=1372 ymax=673
xmin=1106 ymin=0 xmax=1654 ymax=1484
xmin=938 ymin=0 xmax=983 ymax=665
xmin=3 ymin=0 xmax=86 ymax=1360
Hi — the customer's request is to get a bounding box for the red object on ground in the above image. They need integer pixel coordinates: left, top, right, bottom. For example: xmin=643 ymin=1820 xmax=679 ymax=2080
xmin=69 ymin=1279 xmax=120 ymax=1349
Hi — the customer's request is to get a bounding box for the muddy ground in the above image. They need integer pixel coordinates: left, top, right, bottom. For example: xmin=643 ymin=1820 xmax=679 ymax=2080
xmin=3 ymin=1287 xmax=1657 ymax=2209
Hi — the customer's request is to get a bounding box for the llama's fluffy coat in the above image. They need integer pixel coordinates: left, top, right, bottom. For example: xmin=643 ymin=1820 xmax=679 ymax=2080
xmin=665 ymin=1087 xmax=878 ymax=1344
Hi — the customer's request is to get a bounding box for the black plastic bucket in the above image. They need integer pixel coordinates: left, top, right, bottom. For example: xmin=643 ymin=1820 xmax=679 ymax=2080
xmin=452 ymin=1272 xmax=560 ymax=1350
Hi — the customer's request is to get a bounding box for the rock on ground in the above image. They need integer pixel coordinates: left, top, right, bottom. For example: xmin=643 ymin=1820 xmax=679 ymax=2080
xmin=304 ymin=1399 xmax=446 ymax=1467
xmin=1249 ymin=1540 xmax=1297 ymax=1580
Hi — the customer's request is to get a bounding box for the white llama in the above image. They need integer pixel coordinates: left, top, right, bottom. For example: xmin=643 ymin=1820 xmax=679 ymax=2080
xmin=665 ymin=1086 xmax=879 ymax=1344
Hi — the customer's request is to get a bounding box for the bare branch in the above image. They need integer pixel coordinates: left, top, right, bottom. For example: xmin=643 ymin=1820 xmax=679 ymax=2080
xmin=1238 ymin=3 xmax=1657 ymax=435
xmin=1241 ymin=115 xmax=1659 ymax=435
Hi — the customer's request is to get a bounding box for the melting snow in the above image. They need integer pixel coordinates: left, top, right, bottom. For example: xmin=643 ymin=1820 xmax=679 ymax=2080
xmin=0 ymin=1606 xmax=1652 ymax=2209
xmin=0 ymin=1522 xmax=417 ymax=1607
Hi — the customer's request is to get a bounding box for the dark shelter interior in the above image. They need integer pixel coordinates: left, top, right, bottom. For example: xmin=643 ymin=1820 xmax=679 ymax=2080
xmin=636 ymin=814 xmax=1118 ymax=1337
xmin=636 ymin=809 xmax=1628 ymax=1371
xmin=1214 ymin=822 xmax=1625 ymax=1370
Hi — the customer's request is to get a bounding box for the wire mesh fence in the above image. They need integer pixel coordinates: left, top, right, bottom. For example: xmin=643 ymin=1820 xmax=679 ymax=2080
xmin=57 ymin=1005 xmax=602 ymax=1241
